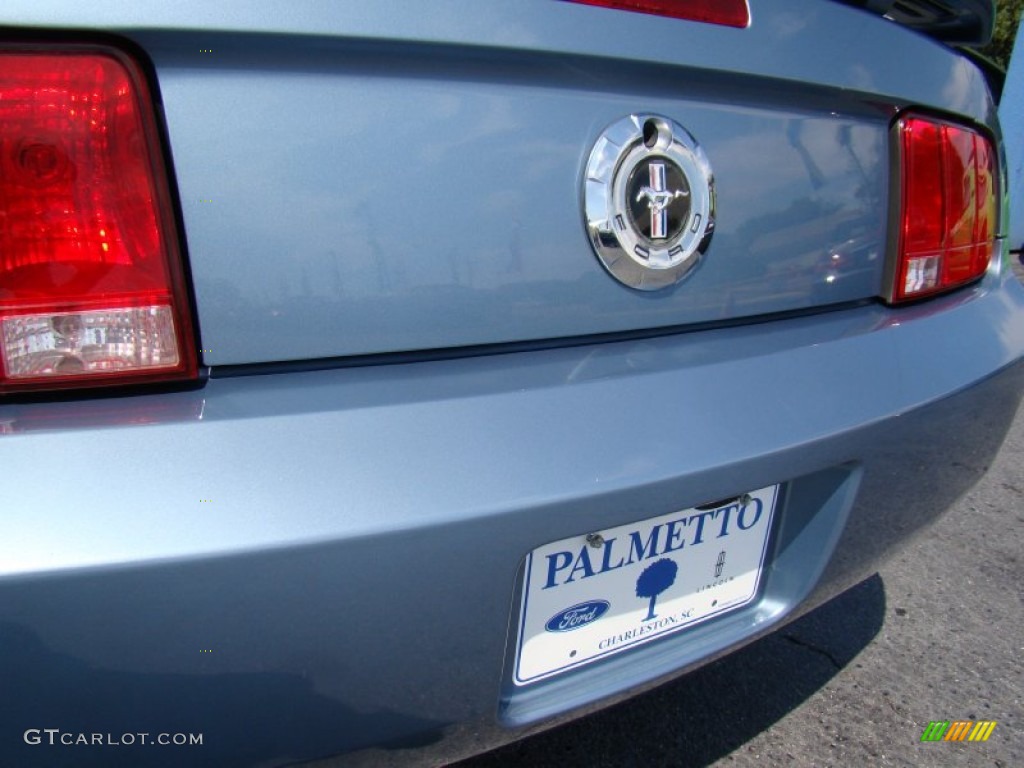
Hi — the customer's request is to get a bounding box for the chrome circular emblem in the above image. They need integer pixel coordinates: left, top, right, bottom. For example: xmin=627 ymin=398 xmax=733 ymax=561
xmin=583 ymin=114 xmax=715 ymax=290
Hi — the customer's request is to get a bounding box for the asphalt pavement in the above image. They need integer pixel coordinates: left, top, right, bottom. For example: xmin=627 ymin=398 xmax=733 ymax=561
xmin=459 ymin=259 xmax=1024 ymax=768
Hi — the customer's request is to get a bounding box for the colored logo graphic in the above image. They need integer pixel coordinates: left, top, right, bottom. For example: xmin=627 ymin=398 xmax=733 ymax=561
xmin=630 ymin=159 xmax=690 ymax=241
xmin=636 ymin=558 xmax=678 ymax=621
xmin=920 ymin=720 xmax=997 ymax=742
xmin=544 ymin=600 xmax=611 ymax=633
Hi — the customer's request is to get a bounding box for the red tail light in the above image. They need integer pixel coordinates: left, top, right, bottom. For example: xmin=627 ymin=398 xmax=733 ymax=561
xmin=889 ymin=114 xmax=997 ymax=303
xmin=0 ymin=46 xmax=197 ymax=394
xmin=563 ymin=0 xmax=750 ymax=28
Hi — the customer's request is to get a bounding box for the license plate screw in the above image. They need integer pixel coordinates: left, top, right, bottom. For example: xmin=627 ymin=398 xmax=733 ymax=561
xmin=586 ymin=533 xmax=605 ymax=548
xmin=740 ymin=493 xmax=753 ymax=507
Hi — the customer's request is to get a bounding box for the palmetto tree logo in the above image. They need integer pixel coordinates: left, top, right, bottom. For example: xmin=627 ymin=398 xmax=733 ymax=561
xmin=636 ymin=558 xmax=678 ymax=621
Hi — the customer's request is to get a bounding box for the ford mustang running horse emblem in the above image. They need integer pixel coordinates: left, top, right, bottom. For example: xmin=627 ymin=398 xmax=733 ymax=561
xmin=635 ymin=161 xmax=689 ymax=240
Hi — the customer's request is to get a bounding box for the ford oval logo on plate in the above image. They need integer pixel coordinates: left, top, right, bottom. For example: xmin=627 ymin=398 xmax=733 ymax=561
xmin=544 ymin=600 xmax=611 ymax=633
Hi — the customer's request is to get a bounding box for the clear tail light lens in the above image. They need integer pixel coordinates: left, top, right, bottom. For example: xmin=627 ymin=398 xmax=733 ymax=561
xmin=890 ymin=114 xmax=997 ymax=303
xmin=0 ymin=46 xmax=197 ymax=394
xmin=563 ymin=0 xmax=750 ymax=28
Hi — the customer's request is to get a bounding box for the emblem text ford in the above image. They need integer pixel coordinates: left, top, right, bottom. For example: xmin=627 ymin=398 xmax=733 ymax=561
xmin=544 ymin=600 xmax=611 ymax=633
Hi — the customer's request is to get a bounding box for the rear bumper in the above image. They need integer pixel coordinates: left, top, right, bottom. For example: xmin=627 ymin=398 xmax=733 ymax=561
xmin=1 ymin=266 xmax=1023 ymax=767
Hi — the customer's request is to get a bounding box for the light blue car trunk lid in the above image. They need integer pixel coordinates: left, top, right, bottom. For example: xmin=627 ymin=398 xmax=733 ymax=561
xmin=3 ymin=0 xmax=989 ymax=366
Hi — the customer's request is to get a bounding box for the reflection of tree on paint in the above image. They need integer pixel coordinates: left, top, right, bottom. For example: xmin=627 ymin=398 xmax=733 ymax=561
xmin=636 ymin=558 xmax=678 ymax=621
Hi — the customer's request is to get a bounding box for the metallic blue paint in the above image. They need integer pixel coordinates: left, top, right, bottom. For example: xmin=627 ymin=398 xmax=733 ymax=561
xmin=1002 ymin=22 xmax=1024 ymax=251
xmin=0 ymin=2 xmax=1022 ymax=767
xmin=2 ymin=267 xmax=1022 ymax=765
xmin=1 ymin=0 xmax=998 ymax=364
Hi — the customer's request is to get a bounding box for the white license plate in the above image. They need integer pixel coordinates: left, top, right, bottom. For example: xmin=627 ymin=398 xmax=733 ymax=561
xmin=513 ymin=485 xmax=779 ymax=684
